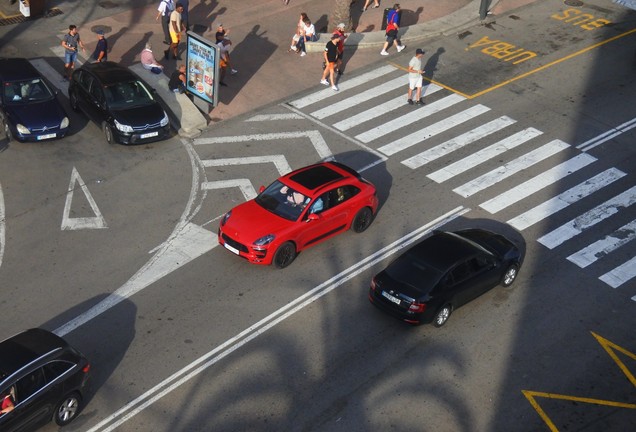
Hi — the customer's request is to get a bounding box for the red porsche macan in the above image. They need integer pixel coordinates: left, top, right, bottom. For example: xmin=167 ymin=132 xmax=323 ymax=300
xmin=218 ymin=161 xmax=379 ymax=268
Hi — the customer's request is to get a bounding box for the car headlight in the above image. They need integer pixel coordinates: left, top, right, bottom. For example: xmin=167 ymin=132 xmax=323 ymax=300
xmin=254 ymin=234 xmax=275 ymax=246
xmin=114 ymin=119 xmax=134 ymax=133
xmin=160 ymin=111 xmax=169 ymax=127
xmin=60 ymin=117 xmax=70 ymax=129
xmin=16 ymin=124 xmax=30 ymax=134
xmin=220 ymin=211 xmax=231 ymax=226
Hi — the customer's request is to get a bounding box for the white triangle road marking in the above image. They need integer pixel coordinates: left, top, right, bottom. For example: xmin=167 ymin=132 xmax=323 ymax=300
xmin=61 ymin=166 xmax=107 ymax=230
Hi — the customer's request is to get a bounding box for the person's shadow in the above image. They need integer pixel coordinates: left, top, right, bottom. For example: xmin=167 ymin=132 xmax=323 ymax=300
xmin=423 ymin=47 xmax=445 ymax=82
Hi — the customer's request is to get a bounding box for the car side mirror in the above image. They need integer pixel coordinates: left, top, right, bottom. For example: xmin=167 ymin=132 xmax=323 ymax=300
xmin=307 ymin=213 xmax=320 ymax=222
xmin=259 ymin=185 xmax=265 ymax=193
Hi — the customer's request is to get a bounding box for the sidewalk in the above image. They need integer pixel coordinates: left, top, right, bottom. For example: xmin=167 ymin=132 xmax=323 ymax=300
xmin=0 ymin=0 xmax=536 ymax=123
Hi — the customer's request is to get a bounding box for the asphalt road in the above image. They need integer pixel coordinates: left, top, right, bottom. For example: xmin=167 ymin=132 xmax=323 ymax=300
xmin=1 ymin=1 xmax=635 ymax=431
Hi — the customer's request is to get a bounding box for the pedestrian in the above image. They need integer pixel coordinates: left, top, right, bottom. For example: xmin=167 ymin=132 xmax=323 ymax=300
xmin=380 ymin=4 xmax=405 ymax=55
xmin=288 ymin=12 xmax=308 ymax=52
xmin=407 ymin=48 xmax=425 ymax=105
xmin=140 ymin=43 xmax=164 ymax=74
xmin=214 ymin=23 xmax=230 ymax=43
xmin=295 ymin=17 xmax=316 ymax=57
xmin=217 ymin=39 xmax=230 ymax=86
xmin=165 ymin=2 xmax=185 ymax=60
xmin=361 ymin=0 xmax=380 ymax=11
xmin=217 ymin=36 xmax=237 ymax=75
xmin=61 ymin=24 xmax=86 ymax=81
xmin=91 ymin=30 xmax=108 ymax=63
xmin=156 ymin=0 xmax=175 ymax=46
xmin=169 ymin=63 xmax=187 ymax=93
xmin=180 ymin=0 xmax=190 ymax=31
xmin=332 ymin=23 xmax=347 ymax=75
xmin=320 ymin=34 xmax=340 ymax=91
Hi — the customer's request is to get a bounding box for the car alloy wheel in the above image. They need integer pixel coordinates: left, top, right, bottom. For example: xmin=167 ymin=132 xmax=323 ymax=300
xmin=502 ymin=263 xmax=519 ymax=287
xmin=273 ymin=241 xmax=297 ymax=269
xmin=103 ymin=122 xmax=114 ymax=144
xmin=433 ymin=304 xmax=451 ymax=327
xmin=54 ymin=392 xmax=81 ymax=426
xmin=3 ymin=121 xmax=12 ymax=142
xmin=351 ymin=207 xmax=373 ymax=233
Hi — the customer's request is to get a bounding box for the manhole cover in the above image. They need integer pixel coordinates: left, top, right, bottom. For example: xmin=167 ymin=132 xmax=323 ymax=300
xmin=564 ymin=0 xmax=583 ymax=6
xmin=91 ymin=25 xmax=112 ymax=34
xmin=98 ymin=1 xmax=119 ymax=9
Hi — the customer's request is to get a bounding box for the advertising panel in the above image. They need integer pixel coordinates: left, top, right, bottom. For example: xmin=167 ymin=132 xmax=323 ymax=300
xmin=185 ymin=32 xmax=219 ymax=106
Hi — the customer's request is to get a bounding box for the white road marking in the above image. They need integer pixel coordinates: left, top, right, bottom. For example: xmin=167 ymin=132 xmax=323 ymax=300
xmin=453 ymin=140 xmax=570 ymax=198
xmin=290 ymin=65 xmax=396 ymax=109
xmin=201 ymin=179 xmax=257 ymax=201
xmin=427 ymin=128 xmax=543 ymax=183
xmin=378 ymin=105 xmax=491 ymax=156
xmin=401 ymin=115 xmax=516 ymax=169
xmin=202 ymin=155 xmax=292 ymax=176
xmin=508 ymin=168 xmax=626 ymax=231
xmin=0 ymin=183 xmax=4 ymax=271
xmin=599 ymin=255 xmax=636 ymax=292
xmin=194 ymin=131 xmax=332 ymax=160
xmin=246 ymin=114 xmax=303 ymax=121
xmin=567 ymin=219 xmax=636 ymax=268
xmin=311 ymin=76 xmax=408 ymax=119
xmin=480 ymin=153 xmax=597 ymax=214
xmin=332 ymin=84 xmax=445 ymax=132
xmin=577 ymin=116 xmax=636 ymax=152
xmin=84 ymin=206 xmax=469 ymax=432
xmin=538 ymin=185 xmax=636 ymax=249
xmin=355 ymin=93 xmax=465 ymax=143
xmin=61 ymin=167 xmax=107 ymax=230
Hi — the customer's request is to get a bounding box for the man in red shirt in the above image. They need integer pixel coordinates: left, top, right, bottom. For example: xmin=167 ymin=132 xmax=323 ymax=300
xmin=333 ymin=23 xmax=347 ymax=75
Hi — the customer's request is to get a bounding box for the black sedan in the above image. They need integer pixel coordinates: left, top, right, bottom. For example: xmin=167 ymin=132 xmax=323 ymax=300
xmin=0 ymin=328 xmax=91 ymax=431
xmin=369 ymin=229 xmax=521 ymax=326
xmin=68 ymin=61 xmax=170 ymax=144
xmin=0 ymin=58 xmax=69 ymax=142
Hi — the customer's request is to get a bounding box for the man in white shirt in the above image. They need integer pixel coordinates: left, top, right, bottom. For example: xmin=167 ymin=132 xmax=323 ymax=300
xmin=155 ymin=0 xmax=174 ymax=46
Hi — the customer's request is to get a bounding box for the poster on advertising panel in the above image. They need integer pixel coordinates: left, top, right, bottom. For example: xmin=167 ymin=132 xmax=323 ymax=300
xmin=185 ymin=32 xmax=219 ymax=106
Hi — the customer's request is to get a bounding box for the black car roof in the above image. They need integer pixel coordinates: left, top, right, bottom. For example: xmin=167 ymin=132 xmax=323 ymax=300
xmin=0 ymin=58 xmax=41 ymax=82
xmin=0 ymin=329 xmax=67 ymax=379
xmin=80 ymin=61 xmax=139 ymax=86
xmin=408 ymin=231 xmax=486 ymax=271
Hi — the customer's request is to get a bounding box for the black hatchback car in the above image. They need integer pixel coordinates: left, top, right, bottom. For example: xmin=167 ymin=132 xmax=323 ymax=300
xmin=369 ymin=229 xmax=521 ymax=326
xmin=68 ymin=61 xmax=170 ymax=144
xmin=0 ymin=58 xmax=69 ymax=142
xmin=0 ymin=328 xmax=91 ymax=431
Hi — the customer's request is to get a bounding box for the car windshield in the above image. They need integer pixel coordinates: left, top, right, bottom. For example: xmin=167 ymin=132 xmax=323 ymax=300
xmin=386 ymin=253 xmax=443 ymax=293
xmin=104 ymin=80 xmax=154 ymax=110
xmin=3 ymin=79 xmax=54 ymax=104
xmin=255 ymin=180 xmax=310 ymax=221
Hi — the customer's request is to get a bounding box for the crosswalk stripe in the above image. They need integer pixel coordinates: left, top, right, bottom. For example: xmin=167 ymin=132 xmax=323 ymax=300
xmin=29 ymin=58 xmax=70 ymax=98
xmin=332 ymin=86 xmax=444 ymax=131
xmin=428 ymin=128 xmax=543 ymax=183
xmin=378 ymin=105 xmax=490 ymax=156
xmin=538 ymin=185 xmax=636 ymax=249
xmin=453 ymin=140 xmax=570 ymax=198
xmin=567 ymin=219 xmax=636 ymax=268
xmin=599 ymin=255 xmax=636 ymax=290
xmin=480 ymin=153 xmax=597 ymax=214
xmin=507 ymin=168 xmax=626 ymax=231
xmin=310 ymin=76 xmax=408 ymax=119
xmin=400 ymin=115 xmax=515 ymax=169
xmin=290 ymin=65 xmax=396 ymax=109
xmin=355 ymin=93 xmax=465 ymax=143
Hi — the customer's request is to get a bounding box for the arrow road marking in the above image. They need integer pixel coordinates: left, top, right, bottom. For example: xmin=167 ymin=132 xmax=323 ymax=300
xmin=61 ymin=167 xmax=107 ymax=231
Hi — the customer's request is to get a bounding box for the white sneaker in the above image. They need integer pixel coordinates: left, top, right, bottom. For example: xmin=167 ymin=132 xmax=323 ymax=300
xmin=231 ymin=69 xmax=238 ymax=74
xmin=380 ymin=50 xmax=389 ymax=56
xmin=320 ymin=79 xmax=329 ymax=86
xmin=397 ymin=45 xmax=405 ymax=53
xmin=332 ymin=85 xmax=339 ymax=91
xmin=290 ymin=45 xmax=296 ymax=51
xmin=300 ymin=51 xmax=306 ymax=57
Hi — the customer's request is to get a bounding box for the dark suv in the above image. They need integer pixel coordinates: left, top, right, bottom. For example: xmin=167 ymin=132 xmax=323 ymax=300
xmin=0 ymin=328 xmax=91 ymax=431
xmin=68 ymin=61 xmax=171 ymax=144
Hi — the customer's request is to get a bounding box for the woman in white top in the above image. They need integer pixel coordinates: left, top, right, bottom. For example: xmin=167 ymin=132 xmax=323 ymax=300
xmin=289 ymin=12 xmax=309 ymax=52
xmin=294 ymin=18 xmax=315 ymax=57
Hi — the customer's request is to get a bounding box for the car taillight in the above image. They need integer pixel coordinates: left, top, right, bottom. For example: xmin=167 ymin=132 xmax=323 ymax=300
xmin=370 ymin=278 xmax=377 ymax=290
xmin=408 ymin=302 xmax=425 ymax=313
xmin=82 ymin=363 xmax=91 ymax=373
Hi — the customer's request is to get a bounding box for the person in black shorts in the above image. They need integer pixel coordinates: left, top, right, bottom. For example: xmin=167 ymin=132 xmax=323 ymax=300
xmin=319 ymin=34 xmax=340 ymax=91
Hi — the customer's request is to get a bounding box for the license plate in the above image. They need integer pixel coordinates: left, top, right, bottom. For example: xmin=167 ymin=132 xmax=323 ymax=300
xmin=223 ymin=242 xmax=239 ymax=255
xmin=37 ymin=133 xmax=56 ymax=140
xmin=140 ymin=131 xmax=159 ymax=139
xmin=381 ymin=291 xmax=401 ymax=305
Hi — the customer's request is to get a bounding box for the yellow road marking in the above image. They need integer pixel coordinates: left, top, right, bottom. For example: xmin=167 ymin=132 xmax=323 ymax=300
xmin=523 ymin=332 xmax=636 ymax=431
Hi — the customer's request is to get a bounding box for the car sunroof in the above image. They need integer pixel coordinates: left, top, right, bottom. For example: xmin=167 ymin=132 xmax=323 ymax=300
xmin=289 ymin=165 xmax=344 ymax=190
